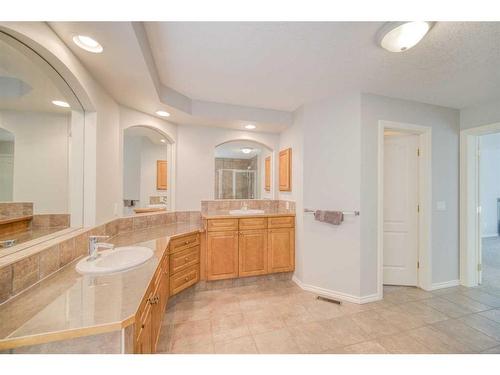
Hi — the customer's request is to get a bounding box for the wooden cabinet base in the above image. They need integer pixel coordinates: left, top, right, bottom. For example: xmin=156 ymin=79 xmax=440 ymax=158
xmin=206 ymin=216 xmax=295 ymax=281
xmin=134 ymin=232 xmax=200 ymax=354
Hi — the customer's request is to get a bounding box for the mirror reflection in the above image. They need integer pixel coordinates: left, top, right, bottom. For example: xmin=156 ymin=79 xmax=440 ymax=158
xmin=0 ymin=32 xmax=85 ymax=254
xmin=123 ymin=126 xmax=172 ymax=215
xmin=214 ymin=140 xmax=272 ymax=200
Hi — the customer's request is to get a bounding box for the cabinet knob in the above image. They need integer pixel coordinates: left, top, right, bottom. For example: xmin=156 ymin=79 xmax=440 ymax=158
xmin=184 ymin=241 xmax=189 ymax=245
xmin=141 ymin=324 xmax=145 ymax=328
xmin=185 ymin=257 xmax=189 ymax=262
xmin=185 ymin=276 xmax=189 ymax=281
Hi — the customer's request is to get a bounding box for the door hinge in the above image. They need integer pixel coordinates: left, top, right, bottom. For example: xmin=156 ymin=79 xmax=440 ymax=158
xmin=417 ymin=148 xmax=420 ymax=157
xmin=417 ymin=204 xmax=420 ymax=213
xmin=417 ymin=261 xmax=420 ymax=269
xmin=478 ymin=264 xmax=482 ymax=272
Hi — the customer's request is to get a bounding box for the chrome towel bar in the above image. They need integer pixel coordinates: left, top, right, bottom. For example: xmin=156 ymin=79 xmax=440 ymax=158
xmin=304 ymin=208 xmax=360 ymax=216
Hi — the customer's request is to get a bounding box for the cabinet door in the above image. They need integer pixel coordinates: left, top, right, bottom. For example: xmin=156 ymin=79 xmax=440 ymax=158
xmin=207 ymin=231 xmax=239 ymax=280
xmin=160 ymin=254 xmax=169 ymax=315
xmin=135 ymin=304 xmax=152 ymax=354
xmin=156 ymin=160 xmax=167 ymax=190
xmin=265 ymin=156 xmax=271 ymax=191
xmin=239 ymin=229 xmax=268 ymax=277
xmin=268 ymin=228 xmax=295 ymax=273
xmin=279 ymin=148 xmax=291 ymax=191
xmin=151 ymin=284 xmax=162 ymax=353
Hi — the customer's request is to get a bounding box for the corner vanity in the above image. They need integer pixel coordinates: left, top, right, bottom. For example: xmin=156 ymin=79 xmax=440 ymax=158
xmin=0 ymin=205 xmax=295 ymax=354
xmin=204 ymin=214 xmax=295 ymax=280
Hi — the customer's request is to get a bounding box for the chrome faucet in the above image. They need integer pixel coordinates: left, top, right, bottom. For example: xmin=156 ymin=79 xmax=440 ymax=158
xmin=88 ymin=235 xmax=114 ymax=261
xmin=241 ymin=202 xmax=248 ymax=210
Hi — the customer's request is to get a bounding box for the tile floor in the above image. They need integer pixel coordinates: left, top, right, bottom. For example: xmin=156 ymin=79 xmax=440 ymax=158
xmin=156 ymin=238 xmax=500 ymax=354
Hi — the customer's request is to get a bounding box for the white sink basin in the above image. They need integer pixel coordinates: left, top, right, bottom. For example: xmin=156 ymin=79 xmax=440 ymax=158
xmin=229 ymin=209 xmax=265 ymax=215
xmin=76 ymin=246 xmax=154 ymax=275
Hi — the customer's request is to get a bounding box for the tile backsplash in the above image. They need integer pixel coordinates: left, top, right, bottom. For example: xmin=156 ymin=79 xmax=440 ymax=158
xmin=0 ymin=210 xmax=201 ymax=305
xmin=0 ymin=203 xmax=33 ymax=221
xmin=31 ymin=214 xmax=70 ymax=229
xmin=201 ymin=199 xmax=295 ymax=213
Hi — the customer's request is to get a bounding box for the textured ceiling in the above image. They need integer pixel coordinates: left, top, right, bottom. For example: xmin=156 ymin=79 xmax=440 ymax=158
xmin=145 ymin=22 xmax=500 ymax=111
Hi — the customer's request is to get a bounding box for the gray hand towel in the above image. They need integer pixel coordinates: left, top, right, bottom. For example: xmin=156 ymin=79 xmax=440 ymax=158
xmin=314 ymin=210 xmax=344 ymax=225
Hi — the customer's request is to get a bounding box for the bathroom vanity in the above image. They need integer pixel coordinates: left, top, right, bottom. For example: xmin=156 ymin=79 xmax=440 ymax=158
xmin=204 ymin=213 xmax=295 ymax=280
xmin=0 ymin=206 xmax=295 ymax=354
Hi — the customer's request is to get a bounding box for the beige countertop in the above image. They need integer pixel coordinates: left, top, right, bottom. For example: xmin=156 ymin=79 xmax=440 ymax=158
xmin=0 ymin=222 xmax=203 ymax=350
xmin=202 ymin=209 xmax=295 ymax=219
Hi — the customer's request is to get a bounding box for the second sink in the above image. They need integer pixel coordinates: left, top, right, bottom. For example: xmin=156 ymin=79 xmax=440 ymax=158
xmin=229 ymin=209 xmax=265 ymax=215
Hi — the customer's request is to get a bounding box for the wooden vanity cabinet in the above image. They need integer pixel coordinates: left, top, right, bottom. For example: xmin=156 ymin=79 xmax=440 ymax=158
xmin=239 ymin=229 xmax=268 ymax=277
xmin=206 ymin=230 xmax=239 ymax=280
xmin=134 ymin=246 xmax=171 ymax=354
xmin=135 ymin=302 xmax=153 ymax=354
xmin=206 ymin=216 xmax=295 ymax=280
xmin=268 ymin=227 xmax=295 ymax=273
xmin=134 ymin=231 xmax=201 ymax=354
xmin=169 ymin=233 xmax=200 ymax=295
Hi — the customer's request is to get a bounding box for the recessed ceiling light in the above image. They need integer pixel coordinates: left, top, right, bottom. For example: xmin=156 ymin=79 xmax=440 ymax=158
xmin=72 ymin=35 xmax=103 ymax=53
xmin=160 ymin=139 xmax=166 ymax=143
xmin=244 ymin=124 xmax=256 ymax=130
xmin=156 ymin=110 xmax=170 ymax=117
xmin=52 ymin=100 xmax=70 ymax=108
xmin=378 ymin=22 xmax=434 ymax=53
xmin=241 ymin=147 xmax=253 ymax=154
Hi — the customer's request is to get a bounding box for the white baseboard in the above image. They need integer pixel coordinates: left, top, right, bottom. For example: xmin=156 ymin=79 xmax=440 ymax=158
xmin=292 ymin=276 xmax=382 ymax=304
xmin=428 ymin=279 xmax=460 ymax=291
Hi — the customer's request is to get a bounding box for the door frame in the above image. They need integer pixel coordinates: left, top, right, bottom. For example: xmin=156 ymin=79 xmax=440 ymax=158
xmin=377 ymin=120 xmax=432 ymax=296
xmin=460 ymin=122 xmax=500 ymax=287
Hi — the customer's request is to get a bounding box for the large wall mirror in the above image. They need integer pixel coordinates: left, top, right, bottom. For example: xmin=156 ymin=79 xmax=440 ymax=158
xmin=123 ymin=126 xmax=173 ymax=215
xmin=214 ymin=140 xmax=273 ymax=200
xmin=0 ymin=32 xmax=85 ymax=256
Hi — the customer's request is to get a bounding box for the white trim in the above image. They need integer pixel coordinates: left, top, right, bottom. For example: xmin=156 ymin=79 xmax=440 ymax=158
xmin=460 ymin=122 xmax=500 ymax=287
xmin=292 ymin=276 xmax=382 ymax=305
xmin=428 ymin=279 xmax=460 ymax=291
xmin=377 ymin=120 xmax=433 ymax=295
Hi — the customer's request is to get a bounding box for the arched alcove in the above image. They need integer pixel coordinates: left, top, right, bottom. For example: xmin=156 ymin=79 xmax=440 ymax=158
xmin=214 ymin=139 xmax=274 ymax=200
xmin=123 ymin=125 xmax=175 ymax=214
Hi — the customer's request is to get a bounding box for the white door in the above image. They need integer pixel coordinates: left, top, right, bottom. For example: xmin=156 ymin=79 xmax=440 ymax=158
xmin=383 ymin=133 xmax=419 ymax=286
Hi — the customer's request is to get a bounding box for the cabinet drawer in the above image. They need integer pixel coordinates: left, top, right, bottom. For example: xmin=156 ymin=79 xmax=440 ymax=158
xmin=170 ymin=246 xmax=200 ymax=275
xmin=170 ymin=232 xmax=200 ymax=253
xmin=207 ymin=218 xmax=239 ymax=232
xmin=239 ymin=217 xmax=267 ymax=230
xmin=268 ymin=216 xmax=295 ymax=228
xmin=170 ymin=264 xmax=199 ymax=295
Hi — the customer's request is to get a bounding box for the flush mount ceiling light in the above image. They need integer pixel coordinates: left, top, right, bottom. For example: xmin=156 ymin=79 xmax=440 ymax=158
xmin=244 ymin=124 xmax=256 ymax=130
xmin=72 ymin=35 xmax=103 ymax=53
xmin=160 ymin=139 xmax=166 ymax=143
xmin=241 ymin=147 xmax=253 ymax=154
xmin=377 ymin=22 xmax=434 ymax=52
xmin=156 ymin=110 xmax=170 ymax=117
xmin=52 ymin=100 xmax=70 ymax=108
